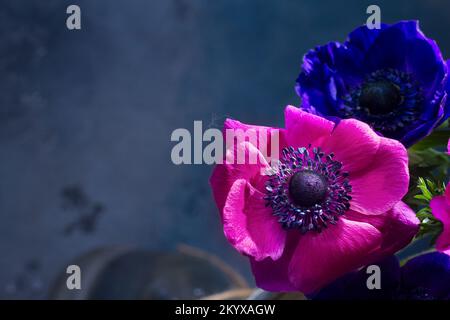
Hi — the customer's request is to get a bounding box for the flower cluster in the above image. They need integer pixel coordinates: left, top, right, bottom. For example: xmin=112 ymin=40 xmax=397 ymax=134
xmin=209 ymin=21 xmax=450 ymax=299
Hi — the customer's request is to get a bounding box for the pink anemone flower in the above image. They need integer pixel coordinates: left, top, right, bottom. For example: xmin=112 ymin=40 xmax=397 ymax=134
xmin=210 ymin=106 xmax=419 ymax=294
xmin=430 ymin=183 xmax=450 ymax=255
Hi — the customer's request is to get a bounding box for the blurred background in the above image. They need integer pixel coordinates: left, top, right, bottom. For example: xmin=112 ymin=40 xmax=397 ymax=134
xmin=1 ymin=0 xmax=449 ymax=299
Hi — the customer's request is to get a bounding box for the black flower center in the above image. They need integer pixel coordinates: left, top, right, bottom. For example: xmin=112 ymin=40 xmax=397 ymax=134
xmin=359 ymin=80 xmax=402 ymax=115
xmin=289 ymin=170 xmax=328 ymax=207
xmin=342 ymin=69 xmax=424 ymax=137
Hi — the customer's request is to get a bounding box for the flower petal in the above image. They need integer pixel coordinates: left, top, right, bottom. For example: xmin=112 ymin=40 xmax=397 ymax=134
xmin=345 ymin=202 xmax=419 ymax=259
xmin=284 ymin=106 xmax=334 ymax=148
xmin=405 ymin=37 xmax=447 ymax=97
xmin=446 ymin=182 xmax=450 ymax=206
xmin=250 ymin=233 xmax=299 ymax=291
xmin=401 ymin=106 xmax=445 ymax=147
xmin=312 ymin=255 xmax=400 ymax=300
xmin=364 ymin=21 xmax=418 ymax=70
xmin=401 ymin=252 xmax=450 ymax=299
xmin=287 ymin=218 xmax=382 ymax=294
xmin=296 ymin=43 xmax=363 ymax=117
xmin=210 ymin=141 xmax=271 ymax=212
xmin=223 ymin=118 xmax=287 ymax=159
xmin=321 ymin=118 xmax=380 ymax=173
xmin=222 ymin=179 xmax=286 ymax=261
xmin=431 ymin=195 xmax=450 ymax=253
xmin=345 ymin=24 xmax=387 ymax=54
xmin=350 ymin=137 xmax=409 ymax=215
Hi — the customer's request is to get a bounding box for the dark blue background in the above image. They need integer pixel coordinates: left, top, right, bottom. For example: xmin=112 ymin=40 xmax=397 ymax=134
xmin=1 ymin=0 xmax=449 ymax=298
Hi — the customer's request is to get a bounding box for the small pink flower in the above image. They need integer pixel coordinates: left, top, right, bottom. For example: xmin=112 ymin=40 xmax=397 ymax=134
xmin=430 ymin=183 xmax=450 ymax=255
xmin=210 ymin=106 xmax=419 ymax=294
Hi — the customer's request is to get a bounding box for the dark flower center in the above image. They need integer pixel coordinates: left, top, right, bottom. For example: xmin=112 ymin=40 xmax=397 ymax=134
xmin=359 ymin=80 xmax=402 ymax=115
xmin=289 ymin=170 xmax=328 ymax=207
xmin=342 ymin=69 xmax=424 ymax=136
xmin=265 ymin=146 xmax=352 ymax=233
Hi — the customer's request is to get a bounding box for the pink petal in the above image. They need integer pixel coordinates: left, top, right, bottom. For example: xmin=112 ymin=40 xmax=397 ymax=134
xmin=222 ymin=179 xmax=286 ymax=261
xmin=224 ymin=118 xmax=278 ymax=132
xmin=250 ymin=203 xmax=419 ymax=293
xmin=431 ymin=195 xmax=450 ymax=253
xmin=349 ymin=137 xmax=409 ymax=215
xmin=250 ymin=233 xmax=300 ymax=291
xmin=321 ymin=119 xmax=381 ymax=173
xmin=345 ymin=202 xmax=419 ymax=259
xmin=446 ymin=182 xmax=450 ymax=207
xmin=224 ymin=118 xmax=287 ymax=161
xmin=210 ymin=141 xmax=271 ymax=213
xmin=287 ymin=218 xmax=382 ymax=294
xmin=283 ymin=106 xmax=334 ymax=148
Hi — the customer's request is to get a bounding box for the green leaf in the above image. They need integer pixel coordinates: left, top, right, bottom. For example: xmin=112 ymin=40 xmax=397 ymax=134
xmin=412 ymin=176 xmax=445 ymax=244
xmin=416 ymin=207 xmax=431 ymax=216
xmin=410 ymin=129 xmax=450 ymax=151
xmin=409 ymin=120 xmax=449 ymax=151
xmin=414 ymin=194 xmax=429 ymax=201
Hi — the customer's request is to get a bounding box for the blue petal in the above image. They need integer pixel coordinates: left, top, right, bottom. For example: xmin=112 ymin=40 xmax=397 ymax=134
xmin=400 ymin=100 xmax=445 ymax=146
xmin=404 ymin=38 xmax=446 ymax=97
xmin=364 ymin=21 xmax=446 ymax=94
xmin=296 ymin=42 xmax=363 ymax=115
xmin=363 ymin=21 xmax=418 ymax=72
xmin=345 ymin=23 xmax=387 ymax=54
xmin=311 ymin=256 xmax=400 ymax=300
xmin=401 ymin=252 xmax=450 ymax=299
xmin=441 ymin=62 xmax=450 ymax=122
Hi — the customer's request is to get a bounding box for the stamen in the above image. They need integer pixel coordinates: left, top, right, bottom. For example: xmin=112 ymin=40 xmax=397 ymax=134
xmin=265 ymin=146 xmax=351 ymax=233
xmin=341 ymin=68 xmax=423 ymax=135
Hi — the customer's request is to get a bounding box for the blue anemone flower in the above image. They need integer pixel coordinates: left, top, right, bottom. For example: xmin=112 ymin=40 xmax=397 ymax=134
xmin=296 ymin=21 xmax=450 ymax=147
xmin=312 ymin=252 xmax=450 ymax=300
